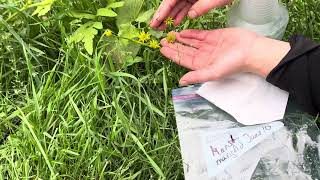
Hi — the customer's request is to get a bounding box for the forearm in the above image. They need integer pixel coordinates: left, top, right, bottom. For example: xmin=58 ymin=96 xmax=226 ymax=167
xmin=248 ymin=36 xmax=291 ymax=78
xmin=249 ymin=35 xmax=320 ymax=115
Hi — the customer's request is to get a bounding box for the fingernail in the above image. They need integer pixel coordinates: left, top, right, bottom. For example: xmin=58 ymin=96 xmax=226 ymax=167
xmin=180 ymin=80 xmax=188 ymax=86
xmin=188 ymin=10 xmax=197 ymax=19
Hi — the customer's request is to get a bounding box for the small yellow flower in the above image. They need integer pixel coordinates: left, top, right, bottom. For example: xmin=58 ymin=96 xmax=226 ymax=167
xmin=138 ymin=31 xmax=151 ymax=43
xmin=104 ymin=29 xmax=113 ymax=37
xmin=149 ymin=40 xmax=160 ymax=49
xmin=165 ymin=17 xmax=174 ymax=27
xmin=166 ymin=32 xmax=176 ymax=44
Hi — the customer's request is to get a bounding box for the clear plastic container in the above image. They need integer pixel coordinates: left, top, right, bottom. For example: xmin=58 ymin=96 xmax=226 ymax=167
xmin=227 ymin=0 xmax=289 ymax=40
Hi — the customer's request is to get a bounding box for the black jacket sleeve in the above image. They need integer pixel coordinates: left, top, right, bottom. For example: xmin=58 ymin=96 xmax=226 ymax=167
xmin=266 ymin=35 xmax=320 ymax=116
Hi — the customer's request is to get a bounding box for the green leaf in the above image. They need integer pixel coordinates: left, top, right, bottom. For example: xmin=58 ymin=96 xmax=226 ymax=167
xmin=92 ymin=22 xmax=103 ymax=29
xmin=67 ymin=11 xmax=96 ymax=19
xmin=70 ymin=22 xmax=103 ymax=55
xmin=97 ymin=8 xmax=118 ymax=17
xmin=61 ymin=149 xmax=80 ymax=156
xmin=107 ymin=1 xmax=125 ymax=9
xmin=32 ymin=0 xmax=55 ymax=17
xmin=136 ymin=9 xmax=155 ymax=23
xmin=70 ymin=19 xmax=82 ymax=25
xmin=111 ymin=24 xmax=140 ymax=63
xmin=116 ymin=0 xmax=144 ymax=26
xmin=83 ymin=34 xmax=95 ymax=55
xmin=103 ymin=23 xmax=140 ymax=64
xmin=129 ymin=133 xmax=165 ymax=178
xmin=118 ymin=23 xmax=139 ymax=45
xmin=125 ymin=56 xmax=143 ymax=67
xmin=110 ymin=72 xmax=139 ymax=81
xmin=149 ymin=29 xmax=163 ymax=39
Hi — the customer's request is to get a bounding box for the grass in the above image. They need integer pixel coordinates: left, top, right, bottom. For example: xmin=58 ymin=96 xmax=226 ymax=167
xmin=0 ymin=0 xmax=320 ymax=179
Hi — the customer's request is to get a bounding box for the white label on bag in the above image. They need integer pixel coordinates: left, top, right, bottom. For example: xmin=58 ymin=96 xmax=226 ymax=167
xmin=201 ymin=121 xmax=284 ymax=177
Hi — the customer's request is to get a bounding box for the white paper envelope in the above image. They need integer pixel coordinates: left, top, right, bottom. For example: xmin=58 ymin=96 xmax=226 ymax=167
xmin=197 ymin=73 xmax=289 ymax=125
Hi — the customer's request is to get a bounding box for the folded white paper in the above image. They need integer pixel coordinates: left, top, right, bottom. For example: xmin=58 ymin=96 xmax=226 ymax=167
xmin=196 ymin=73 xmax=289 ymax=125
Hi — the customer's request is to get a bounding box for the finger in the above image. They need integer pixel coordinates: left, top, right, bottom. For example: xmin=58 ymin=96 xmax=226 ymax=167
xmin=188 ymin=0 xmax=231 ymax=19
xmin=186 ymin=0 xmax=197 ymax=3
xmin=161 ymin=39 xmax=197 ymax=56
xmin=150 ymin=10 xmax=161 ymax=28
xmin=150 ymin=10 xmax=163 ymax=28
xmin=179 ymin=29 xmax=209 ymax=41
xmin=150 ymin=0 xmax=179 ymax=28
xmin=169 ymin=1 xmax=188 ymax=20
xmin=160 ymin=47 xmax=198 ymax=70
xmin=174 ymin=4 xmax=192 ymax=26
xmin=155 ymin=1 xmax=186 ymax=30
xmin=179 ymin=66 xmax=221 ymax=86
xmin=158 ymin=23 xmax=167 ymax=31
xmin=176 ymin=33 xmax=202 ymax=48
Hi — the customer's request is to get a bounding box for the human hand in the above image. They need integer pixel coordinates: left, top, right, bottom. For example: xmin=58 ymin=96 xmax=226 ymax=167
xmin=160 ymin=28 xmax=291 ymax=86
xmin=150 ymin=0 xmax=232 ymax=30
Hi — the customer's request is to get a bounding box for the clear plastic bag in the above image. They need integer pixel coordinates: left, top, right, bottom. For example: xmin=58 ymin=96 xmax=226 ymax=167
xmin=172 ymin=85 xmax=320 ymax=180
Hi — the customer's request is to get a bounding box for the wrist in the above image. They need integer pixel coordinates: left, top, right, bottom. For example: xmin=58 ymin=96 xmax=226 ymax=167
xmin=247 ymin=36 xmax=291 ymax=78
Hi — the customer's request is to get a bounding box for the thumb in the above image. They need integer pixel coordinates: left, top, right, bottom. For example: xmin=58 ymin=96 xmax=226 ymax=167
xmin=179 ymin=66 xmax=222 ymax=86
xmin=188 ymin=0 xmax=232 ymax=19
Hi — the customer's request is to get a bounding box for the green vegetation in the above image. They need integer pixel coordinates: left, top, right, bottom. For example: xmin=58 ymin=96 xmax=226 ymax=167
xmin=0 ymin=0 xmax=319 ymax=178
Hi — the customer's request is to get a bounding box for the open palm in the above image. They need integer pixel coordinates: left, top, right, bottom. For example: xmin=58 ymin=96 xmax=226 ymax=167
xmin=160 ymin=28 xmax=261 ymax=85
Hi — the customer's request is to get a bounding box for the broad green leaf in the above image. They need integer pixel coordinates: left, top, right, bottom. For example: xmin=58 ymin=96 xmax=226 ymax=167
xmin=149 ymin=29 xmax=163 ymax=39
xmin=136 ymin=9 xmax=155 ymax=23
xmin=117 ymin=23 xmax=140 ymax=57
xmin=32 ymin=0 xmax=55 ymax=16
xmin=92 ymin=22 xmax=103 ymax=29
xmin=97 ymin=8 xmax=118 ymax=17
xmin=104 ymin=23 xmax=140 ymax=64
xmin=67 ymin=11 xmax=96 ymax=19
xmin=125 ymin=56 xmax=143 ymax=67
xmin=116 ymin=0 xmax=144 ymax=27
xmin=106 ymin=41 xmax=140 ymax=64
xmin=107 ymin=1 xmax=125 ymax=8
xmin=83 ymin=34 xmax=95 ymax=55
xmin=70 ymin=22 xmax=103 ymax=55
xmin=118 ymin=23 xmax=139 ymax=45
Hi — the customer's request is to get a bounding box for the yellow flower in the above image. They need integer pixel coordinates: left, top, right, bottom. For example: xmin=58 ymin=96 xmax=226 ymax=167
xmin=104 ymin=29 xmax=113 ymax=37
xmin=166 ymin=32 xmax=176 ymax=44
xmin=138 ymin=31 xmax=151 ymax=43
xmin=149 ymin=40 xmax=160 ymax=49
xmin=165 ymin=17 xmax=174 ymax=27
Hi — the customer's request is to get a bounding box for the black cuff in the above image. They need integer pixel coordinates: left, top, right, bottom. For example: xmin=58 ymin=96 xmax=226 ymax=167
xmin=266 ymin=35 xmax=320 ymax=115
